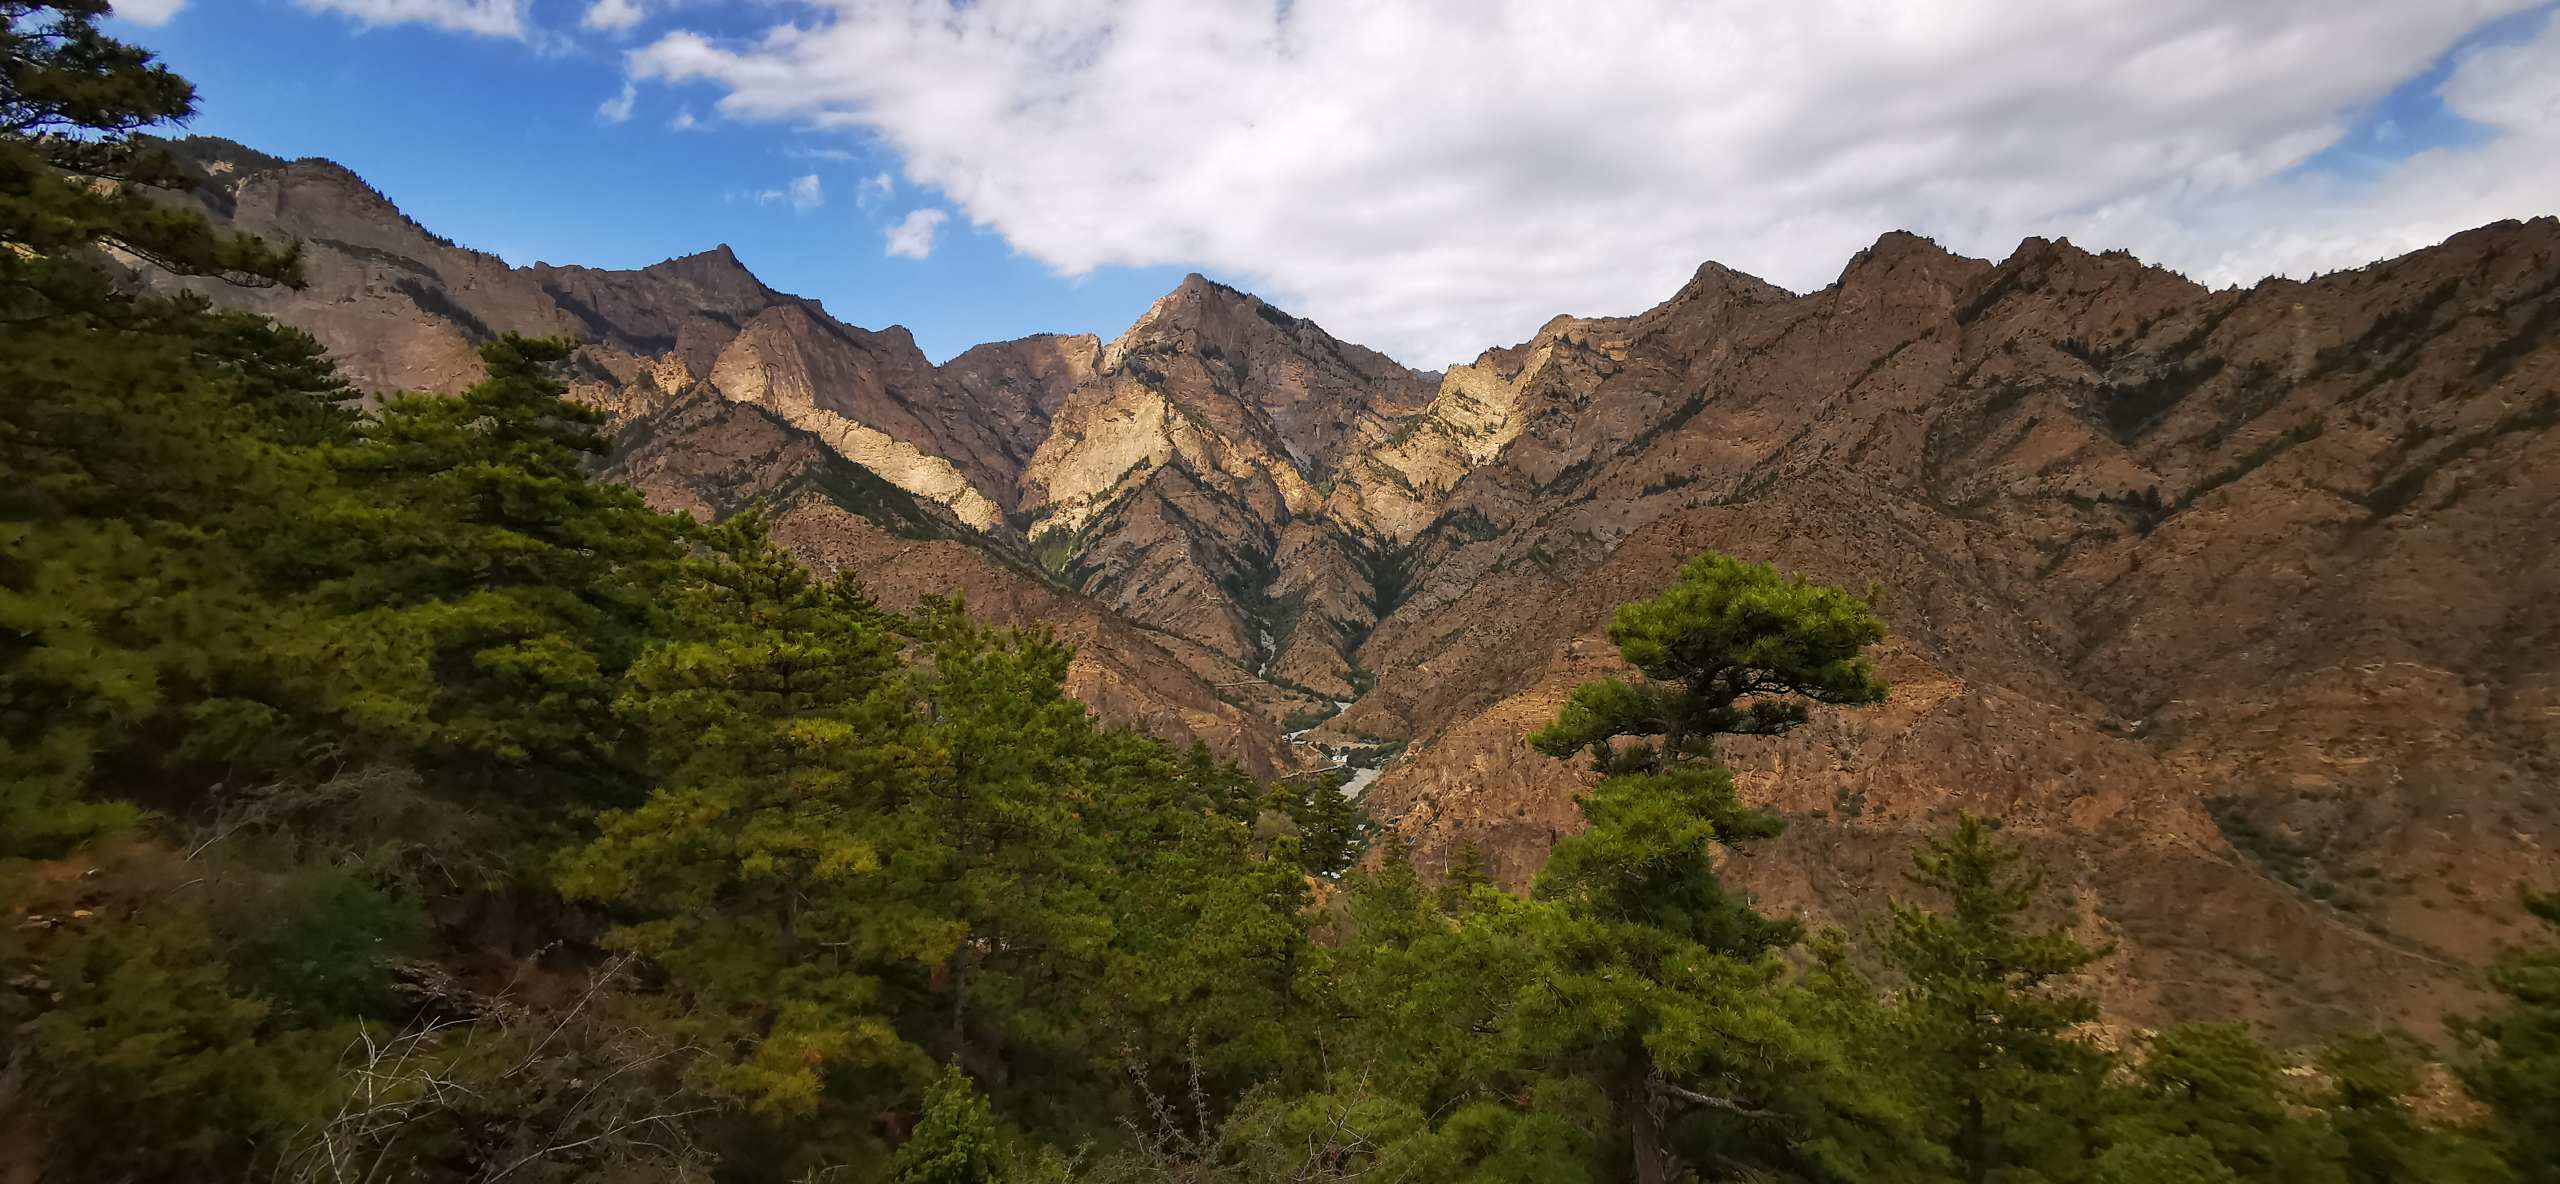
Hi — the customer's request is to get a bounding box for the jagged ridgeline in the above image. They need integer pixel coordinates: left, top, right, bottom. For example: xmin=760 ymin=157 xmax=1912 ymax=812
xmin=8 ymin=3 xmax=2560 ymax=1180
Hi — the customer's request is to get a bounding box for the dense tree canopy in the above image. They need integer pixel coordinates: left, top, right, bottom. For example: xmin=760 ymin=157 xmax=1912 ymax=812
xmin=2465 ymin=894 xmax=2560 ymax=1184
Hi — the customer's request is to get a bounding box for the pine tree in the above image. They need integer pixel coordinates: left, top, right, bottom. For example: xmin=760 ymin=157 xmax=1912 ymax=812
xmin=2464 ymin=892 xmax=2560 ymax=1183
xmin=1080 ymin=738 xmax=1319 ymax=1106
xmin=2106 ymin=1023 xmax=2343 ymax=1184
xmin=1 ymin=0 xmax=301 ymax=326
xmin=1517 ymin=552 xmax=1897 ymax=1184
xmin=1436 ymin=839 xmax=1494 ymax=915
xmin=1341 ymin=830 xmax=1438 ymax=949
xmin=1527 ymin=552 xmax=1886 ymax=771
xmin=312 ymin=335 xmax=686 ymax=804
xmin=1883 ymin=814 xmax=2112 ymax=1184
xmin=1 ymin=1 xmax=320 ymax=854
xmin=901 ymin=594 xmax=1118 ymax=1084
xmin=1317 ymin=879 xmax=1618 ymax=1181
xmin=892 ymin=1066 xmax=1010 ymax=1184
xmin=556 ymin=517 xmax=946 ymax=1114
xmin=2319 ymin=1031 xmax=2507 ymax=1184
xmin=1271 ymin=770 xmax=1370 ymax=878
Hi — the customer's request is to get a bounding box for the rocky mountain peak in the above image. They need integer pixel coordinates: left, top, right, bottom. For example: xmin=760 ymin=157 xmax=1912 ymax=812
xmin=937 ymin=333 xmax=1104 ymax=467
xmin=1835 ymin=229 xmax=1986 ymax=289
xmin=637 ymin=242 xmax=758 ymax=284
xmin=1088 ymin=271 xmax=1432 ymax=474
xmin=1822 ymin=229 xmax=1994 ymax=324
xmin=1670 ymin=258 xmax=1792 ymax=303
xmin=2376 ymin=216 xmax=2559 ymax=292
xmin=1106 ymin=271 xmax=1306 ymax=364
xmin=2002 ymin=233 xmax=2196 ymax=292
xmin=1528 ymin=312 xmax=1589 ymax=342
xmin=1942 ymin=233 xmax=2210 ymax=340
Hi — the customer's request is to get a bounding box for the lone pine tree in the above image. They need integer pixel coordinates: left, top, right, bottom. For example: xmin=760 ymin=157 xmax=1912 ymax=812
xmin=1525 ymin=552 xmax=1896 ymax=1184
xmin=1883 ymin=815 xmax=2111 ymax=1184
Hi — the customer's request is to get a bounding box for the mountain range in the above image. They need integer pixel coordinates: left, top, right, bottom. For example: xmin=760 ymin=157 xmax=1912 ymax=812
xmin=141 ymin=135 xmax=2559 ymax=1037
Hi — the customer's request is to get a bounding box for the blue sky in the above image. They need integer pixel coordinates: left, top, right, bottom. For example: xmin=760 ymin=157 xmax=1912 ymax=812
xmin=2297 ymin=4 xmax=2556 ymax=179
xmin=114 ymin=1 xmax=2560 ymax=366
xmin=121 ymin=3 xmax=1194 ymax=362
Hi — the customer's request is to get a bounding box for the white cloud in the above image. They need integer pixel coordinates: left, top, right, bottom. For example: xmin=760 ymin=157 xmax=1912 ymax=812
xmin=597 ymin=81 xmax=637 ymax=123
xmin=112 ymin=0 xmax=187 ymax=26
xmin=885 ymin=208 xmax=949 ymax=259
xmin=630 ymin=1 xmax=2560 ymax=363
xmin=668 ymin=105 xmax=699 ymax=131
xmin=2042 ymin=13 xmax=2560 ymax=291
xmin=292 ymin=0 xmax=529 ymax=39
xmin=582 ymin=0 xmax=645 ymax=33
xmin=857 ymin=171 xmax=894 ymax=209
xmin=785 ymin=173 xmax=824 ymax=211
xmin=744 ymin=174 xmax=826 ymax=212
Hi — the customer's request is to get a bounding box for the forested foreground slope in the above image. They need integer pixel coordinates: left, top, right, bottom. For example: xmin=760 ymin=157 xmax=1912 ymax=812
xmin=5 ymin=6 xmax=2560 ymax=1183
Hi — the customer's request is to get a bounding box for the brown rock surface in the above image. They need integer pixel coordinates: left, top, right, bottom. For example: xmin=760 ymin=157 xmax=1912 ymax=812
xmin=1017 ymin=274 xmax=1441 ymax=702
xmin=601 ymin=389 xmax=1293 ymax=775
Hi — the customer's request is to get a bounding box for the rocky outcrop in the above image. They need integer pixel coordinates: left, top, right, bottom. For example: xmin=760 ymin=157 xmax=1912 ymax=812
xmin=600 ymin=387 xmax=1292 ymax=774
xmin=144 ymin=138 xmax=1017 ymax=532
xmin=1015 ymin=275 xmax=1443 ymax=702
xmin=703 ymin=307 xmax=1007 ymax=531
xmin=938 ymin=333 xmax=1103 ymax=470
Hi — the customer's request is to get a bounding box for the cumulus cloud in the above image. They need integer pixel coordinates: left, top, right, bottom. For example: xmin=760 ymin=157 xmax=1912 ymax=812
xmin=857 ymin=171 xmax=895 ymax=209
xmin=629 ymin=0 xmax=2558 ymax=363
xmin=597 ymin=81 xmax=638 ymax=123
xmin=884 ymin=208 xmax=949 ymax=259
xmin=112 ymin=0 xmax=187 ymax=26
xmin=292 ymin=0 xmax=528 ymax=39
xmin=2042 ymin=13 xmax=2560 ymax=289
xmin=787 ymin=174 xmax=825 ymax=210
xmin=745 ymin=174 xmax=826 ymax=212
xmin=581 ymin=0 xmax=645 ymax=33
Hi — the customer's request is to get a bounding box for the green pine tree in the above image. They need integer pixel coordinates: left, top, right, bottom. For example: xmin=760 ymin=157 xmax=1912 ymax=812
xmin=1515 ymin=552 xmax=1902 ymax=1183
xmin=1340 ymin=830 xmax=1438 ymax=950
xmin=1883 ymin=814 xmax=2113 ymax=1184
xmin=1436 ymin=839 xmax=1494 ymax=915
xmin=556 ymin=516 xmax=946 ymax=1114
xmin=1078 ymin=734 xmax=1319 ymax=1107
xmin=1 ymin=0 xmax=300 ymax=326
xmin=1527 ymin=552 xmax=1886 ymax=772
xmin=2318 ymin=1031 xmax=2507 ymax=1184
xmin=1 ymin=0 xmax=319 ymax=854
xmin=2106 ymin=1023 xmax=2344 ymax=1184
xmin=892 ymin=1066 xmax=1011 ymax=1184
xmin=1270 ymin=769 xmax=1370 ymax=878
xmin=2463 ymin=892 xmax=2560 ymax=1183
xmin=311 ymin=335 xmax=686 ymax=805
